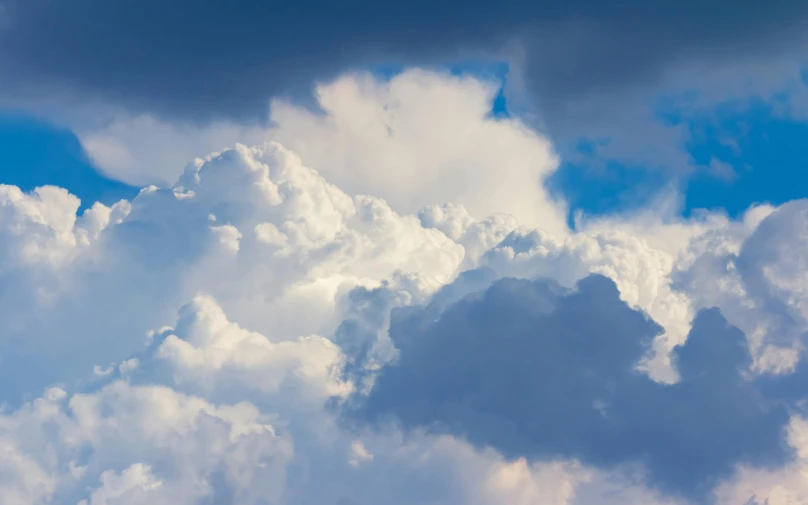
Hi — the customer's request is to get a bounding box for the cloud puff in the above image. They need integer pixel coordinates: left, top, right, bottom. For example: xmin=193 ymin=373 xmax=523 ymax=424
xmin=671 ymin=200 xmax=808 ymax=374
xmin=0 ymin=380 xmax=293 ymax=505
xmin=268 ymin=70 xmax=567 ymax=234
xmin=0 ymin=184 xmax=113 ymax=270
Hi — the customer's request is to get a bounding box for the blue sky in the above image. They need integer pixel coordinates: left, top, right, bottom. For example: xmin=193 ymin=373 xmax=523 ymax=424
xmin=548 ymin=91 xmax=808 ymax=223
xmin=680 ymin=96 xmax=808 ymax=217
xmin=0 ymin=112 xmax=137 ymax=211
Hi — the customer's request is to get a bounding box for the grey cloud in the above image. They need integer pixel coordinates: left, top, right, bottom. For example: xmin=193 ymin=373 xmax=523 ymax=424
xmin=1 ymin=0 xmax=807 ymax=125
xmin=352 ymin=274 xmax=793 ymax=502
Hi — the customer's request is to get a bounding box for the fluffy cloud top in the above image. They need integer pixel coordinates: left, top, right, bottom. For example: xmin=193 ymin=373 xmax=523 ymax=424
xmin=2 ymin=70 xmax=808 ymax=504
xmin=78 ymin=71 xmax=569 ymax=236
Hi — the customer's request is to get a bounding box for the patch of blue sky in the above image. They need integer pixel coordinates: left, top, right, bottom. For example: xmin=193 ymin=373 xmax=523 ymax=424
xmin=546 ymin=145 xmax=672 ymax=228
xmin=675 ymin=94 xmax=808 ymax=218
xmin=0 ymin=111 xmax=138 ymax=211
xmin=549 ymin=87 xmax=808 ymax=225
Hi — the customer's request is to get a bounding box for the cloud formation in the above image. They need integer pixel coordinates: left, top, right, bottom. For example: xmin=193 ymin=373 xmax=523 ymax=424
xmin=3 ymin=71 xmax=808 ymax=504
xmin=358 ymin=275 xmax=789 ymax=500
xmin=75 ymin=70 xmax=569 ymax=236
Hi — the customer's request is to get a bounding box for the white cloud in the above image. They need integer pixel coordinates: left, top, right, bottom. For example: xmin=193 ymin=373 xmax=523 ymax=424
xmin=0 ymin=294 xmax=683 ymax=505
xmin=673 ymin=200 xmax=808 ymax=373
xmin=74 ymin=69 xmax=569 ymax=236
xmin=2 ymin=69 xmax=808 ymax=504
xmin=77 ymin=464 xmax=163 ymax=505
xmin=0 ymin=185 xmax=91 ymax=271
xmin=269 ymin=70 xmax=569 ymax=235
xmin=0 ymin=379 xmax=293 ymax=505
xmin=79 ymin=115 xmax=270 ymax=187
xmin=154 ymin=294 xmax=353 ymax=405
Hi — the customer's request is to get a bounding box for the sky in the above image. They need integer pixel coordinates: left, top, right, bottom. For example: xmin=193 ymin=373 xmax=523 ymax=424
xmin=2 ymin=3 xmax=808 ymax=505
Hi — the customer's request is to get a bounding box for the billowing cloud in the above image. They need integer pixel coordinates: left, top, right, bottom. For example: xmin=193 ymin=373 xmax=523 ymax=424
xmin=269 ymin=70 xmax=567 ymax=233
xmin=75 ymin=70 xmax=569 ymax=236
xmin=3 ymin=71 xmax=808 ymax=504
xmin=357 ymin=275 xmax=789 ymax=500
xmin=0 ymin=291 xmax=682 ymax=505
xmin=0 ymin=139 xmax=469 ymax=404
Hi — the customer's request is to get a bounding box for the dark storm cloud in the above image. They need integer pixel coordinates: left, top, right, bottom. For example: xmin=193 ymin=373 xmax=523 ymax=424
xmin=353 ymin=274 xmax=794 ymax=501
xmin=1 ymin=0 xmax=807 ymax=123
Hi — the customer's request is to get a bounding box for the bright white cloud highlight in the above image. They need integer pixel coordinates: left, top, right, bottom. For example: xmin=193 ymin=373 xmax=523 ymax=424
xmin=78 ymin=70 xmax=569 ymax=236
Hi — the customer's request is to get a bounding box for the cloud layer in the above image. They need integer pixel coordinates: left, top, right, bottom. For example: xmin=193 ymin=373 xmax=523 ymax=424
xmin=2 ymin=71 xmax=808 ymax=504
xmin=2 ymin=0 xmax=807 ymax=123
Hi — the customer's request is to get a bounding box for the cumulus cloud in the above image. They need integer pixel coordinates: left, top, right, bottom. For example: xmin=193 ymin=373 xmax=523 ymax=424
xmin=0 ymin=380 xmax=293 ymax=505
xmin=0 ymin=289 xmax=680 ymax=505
xmin=3 ymin=72 xmax=808 ymax=504
xmin=268 ymin=70 xmax=567 ymax=233
xmin=0 ymin=139 xmax=469 ymax=405
xmin=74 ymin=70 xmax=569 ymax=235
xmin=670 ymin=200 xmax=808 ymax=375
